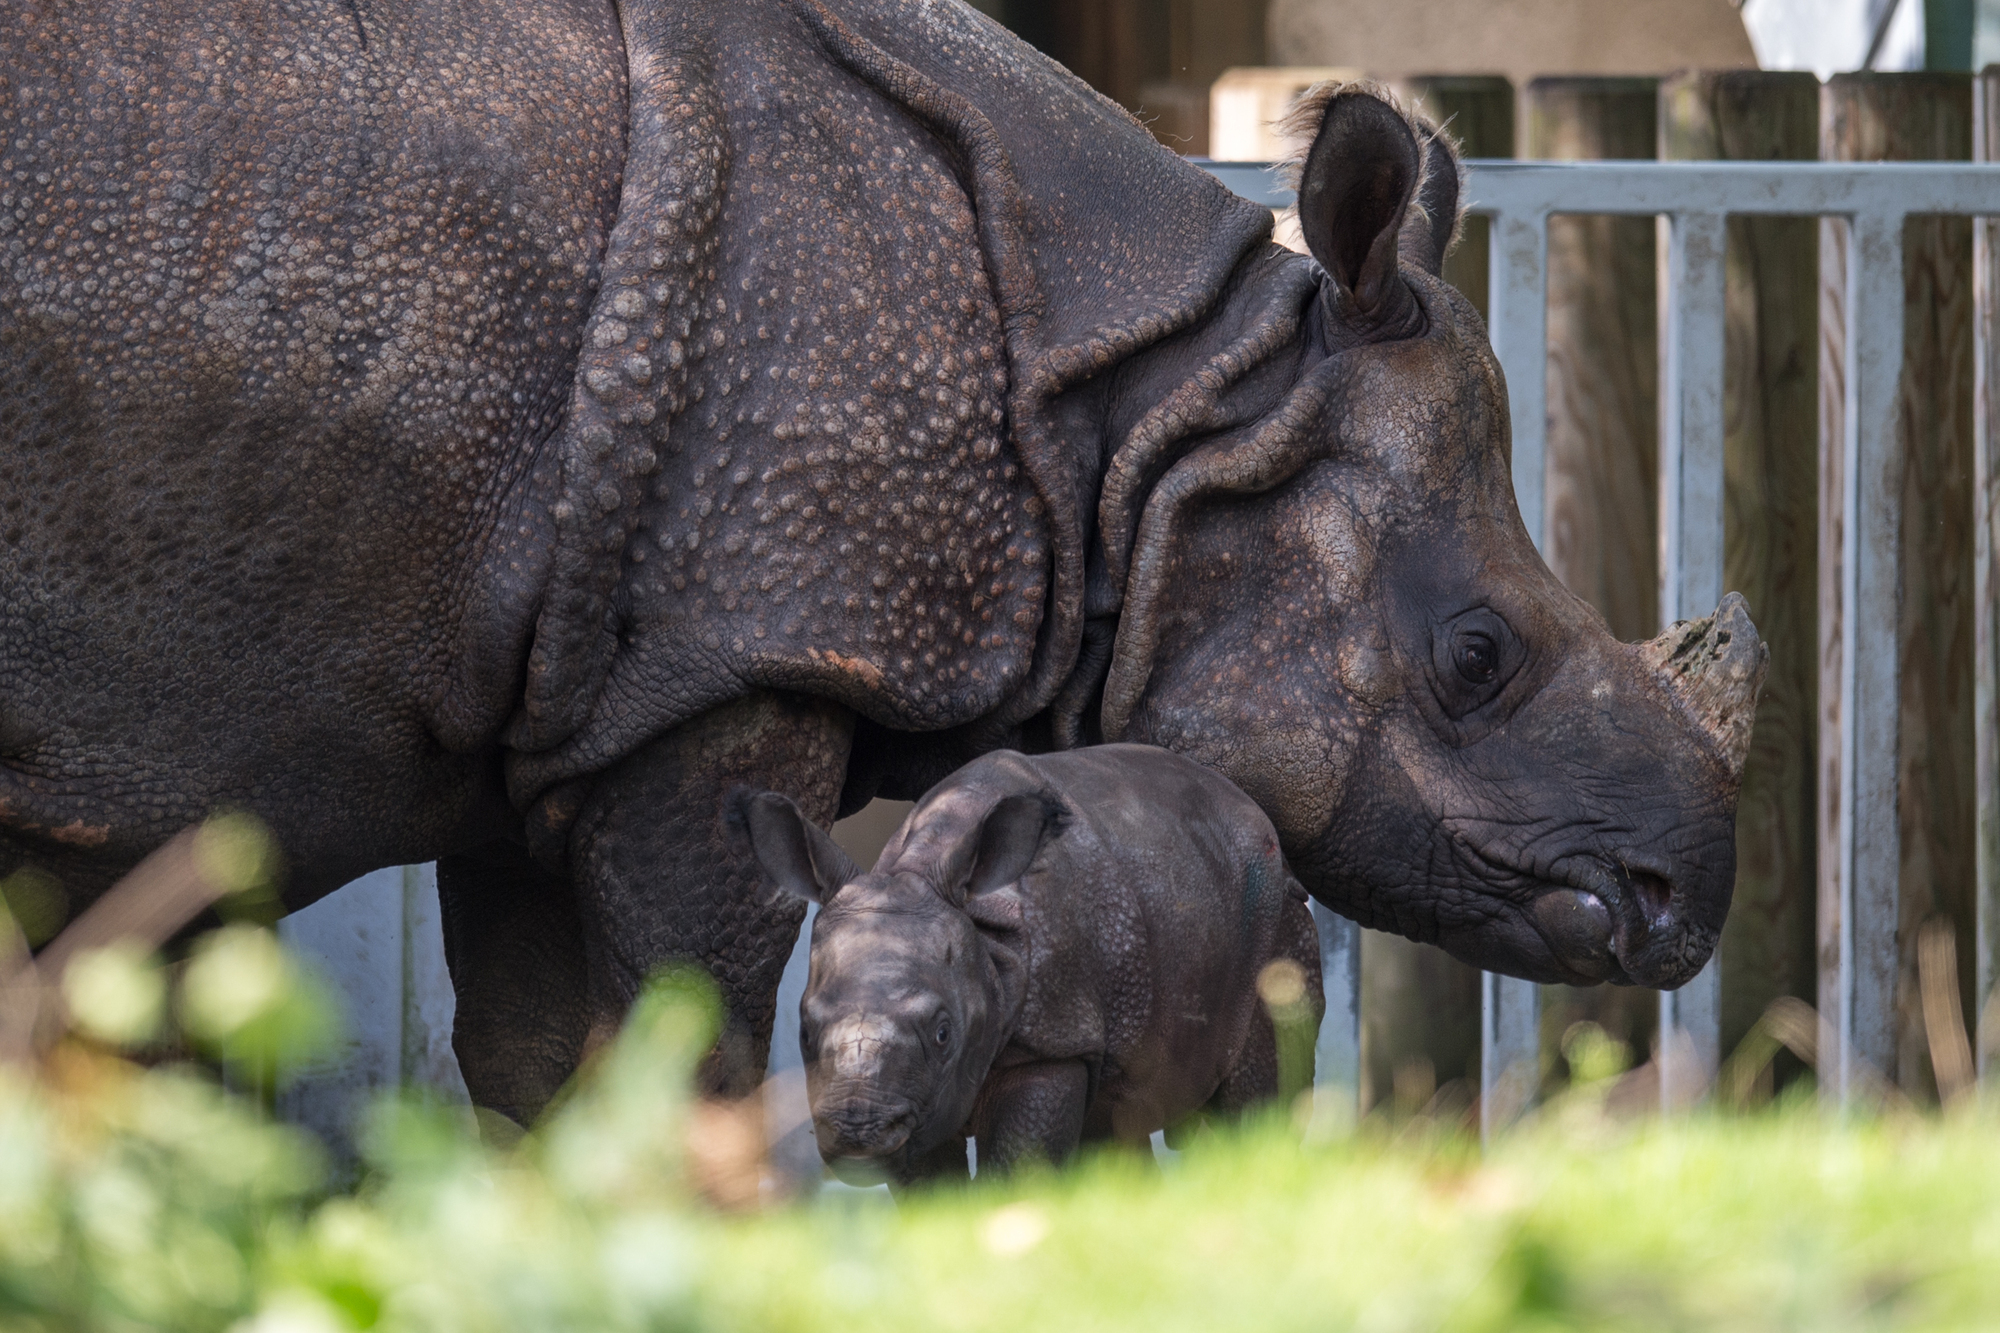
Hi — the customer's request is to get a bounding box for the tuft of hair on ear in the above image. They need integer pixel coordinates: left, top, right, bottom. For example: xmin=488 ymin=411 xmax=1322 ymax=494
xmin=1276 ymin=79 xmax=1467 ymax=273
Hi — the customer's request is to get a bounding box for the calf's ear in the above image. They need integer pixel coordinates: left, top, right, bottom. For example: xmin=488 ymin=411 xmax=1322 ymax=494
xmin=948 ymin=793 xmax=1058 ymax=908
xmin=1295 ymin=89 xmax=1422 ymax=336
xmin=734 ymin=790 xmax=859 ymax=903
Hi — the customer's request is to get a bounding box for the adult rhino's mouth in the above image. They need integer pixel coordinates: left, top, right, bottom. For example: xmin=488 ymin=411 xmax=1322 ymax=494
xmin=1443 ymin=825 xmax=1704 ymax=987
xmin=1526 ymin=855 xmax=1703 ymax=988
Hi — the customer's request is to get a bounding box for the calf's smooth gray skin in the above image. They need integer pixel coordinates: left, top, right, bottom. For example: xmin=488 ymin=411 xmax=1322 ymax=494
xmin=738 ymin=745 xmax=1323 ymax=1184
xmin=1 ymin=0 xmax=1765 ymax=1121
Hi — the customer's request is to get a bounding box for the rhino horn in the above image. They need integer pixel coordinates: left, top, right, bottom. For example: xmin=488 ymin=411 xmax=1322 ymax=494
xmin=820 ymin=1015 xmax=899 ymax=1082
xmin=1636 ymin=592 xmax=1770 ymax=782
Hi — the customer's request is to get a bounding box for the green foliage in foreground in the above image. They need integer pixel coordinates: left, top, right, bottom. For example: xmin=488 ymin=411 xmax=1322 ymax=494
xmin=6 ymin=962 xmax=2000 ymax=1333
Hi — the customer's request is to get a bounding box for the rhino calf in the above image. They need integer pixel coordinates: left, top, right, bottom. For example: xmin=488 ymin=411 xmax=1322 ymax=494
xmin=736 ymin=744 xmax=1323 ymax=1184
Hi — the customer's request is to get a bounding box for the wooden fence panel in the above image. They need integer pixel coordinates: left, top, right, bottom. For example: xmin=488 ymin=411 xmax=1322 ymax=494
xmin=1976 ymin=66 xmax=2000 ymax=1078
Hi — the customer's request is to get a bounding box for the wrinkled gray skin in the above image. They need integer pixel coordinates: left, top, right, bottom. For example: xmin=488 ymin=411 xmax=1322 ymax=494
xmin=1 ymin=0 xmax=1765 ymax=1121
xmin=738 ymin=745 xmax=1323 ymax=1185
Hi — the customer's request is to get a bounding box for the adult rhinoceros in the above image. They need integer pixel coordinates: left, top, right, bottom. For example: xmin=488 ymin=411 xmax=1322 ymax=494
xmin=1 ymin=0 xmax=1764 ymax=1120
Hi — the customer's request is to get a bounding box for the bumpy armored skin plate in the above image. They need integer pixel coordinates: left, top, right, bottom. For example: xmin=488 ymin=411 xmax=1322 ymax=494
xmin=507 ymin=0 xmax=1276 ymax=811
xmin=0 ymin=0 xmax=624 ymax=893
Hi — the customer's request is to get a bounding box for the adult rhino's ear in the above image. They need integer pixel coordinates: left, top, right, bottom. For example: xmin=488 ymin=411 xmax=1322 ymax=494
xmin=1294 ymin=88 xmax=1423 ymax=336
xmin=732 ymin=790 xmax=859 ymax=904
xmin=1396 ymin=118 xmax=1462 ymax=278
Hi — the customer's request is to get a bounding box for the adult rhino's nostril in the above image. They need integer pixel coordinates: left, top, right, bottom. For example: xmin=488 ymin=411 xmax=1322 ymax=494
xmin=1626 ymin=870 xmax=1673 ymax=927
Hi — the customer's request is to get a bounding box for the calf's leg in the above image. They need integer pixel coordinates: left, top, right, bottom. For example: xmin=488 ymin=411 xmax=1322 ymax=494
xmin=971 ymin=1060 xmax=1091 ymax=1175
xmin=1203 ymin=898 xmax=1327 ymax=1122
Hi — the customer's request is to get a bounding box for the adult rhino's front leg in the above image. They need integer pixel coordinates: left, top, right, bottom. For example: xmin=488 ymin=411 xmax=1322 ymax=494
xmin=570 ymin=691 xmax=854 ymax=1099
xmin=445 ymin=691 xmax=852 ymax=1122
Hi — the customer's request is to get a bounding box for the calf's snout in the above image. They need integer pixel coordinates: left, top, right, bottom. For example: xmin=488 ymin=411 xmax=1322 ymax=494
xmin=812 ymin=1100 xmax=917 ymax=1160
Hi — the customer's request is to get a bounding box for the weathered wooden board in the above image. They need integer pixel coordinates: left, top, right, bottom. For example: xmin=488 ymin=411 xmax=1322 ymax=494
xmin=1975 ymin=67 xmax=2000 ymax=1078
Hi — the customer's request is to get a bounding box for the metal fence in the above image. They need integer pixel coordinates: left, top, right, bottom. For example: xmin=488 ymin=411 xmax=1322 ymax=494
xmin=280 ymin=156 xmax=2000 ymax=1147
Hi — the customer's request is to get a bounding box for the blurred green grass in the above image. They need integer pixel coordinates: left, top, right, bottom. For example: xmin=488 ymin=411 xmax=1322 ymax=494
xmin=6 ymin=822 xmax=2000 ymax=1332
xmin=8 ymin=966 xmax=2000 ymax=1332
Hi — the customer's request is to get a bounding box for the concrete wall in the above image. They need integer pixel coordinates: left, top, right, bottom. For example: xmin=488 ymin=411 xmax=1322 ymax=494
xmin=274 ymin=864 xmax=467 ymax=1161
xmin=1266 ymin=0 xmax=1755 ymax=88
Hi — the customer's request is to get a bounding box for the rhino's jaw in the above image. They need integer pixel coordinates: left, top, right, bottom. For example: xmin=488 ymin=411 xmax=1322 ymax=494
xmin=811 ymin=1078 xmax=950 ymax=1186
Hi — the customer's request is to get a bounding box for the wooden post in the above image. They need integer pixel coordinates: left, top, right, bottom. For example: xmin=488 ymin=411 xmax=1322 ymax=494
xmin=1167 ymin=0 xmax=1265 ymax=86
xmin=1972 ymin=66 xmax=2000 ymax=1078
xmin=1529 ymin=77 xmax=1662 ymax=643
xmin=1005 ymin=0 xmax=1148 ymax=111
xmin=1523 ymin=76 xmax=1663 ymax=1073
xmin=1137 ymin=0 xmax=1267 ymax=155
xmin=1820 ymin=72 xmax=1977 ymax=1100
xmin=1659 ymin=71 xmax=1821 ymax=1096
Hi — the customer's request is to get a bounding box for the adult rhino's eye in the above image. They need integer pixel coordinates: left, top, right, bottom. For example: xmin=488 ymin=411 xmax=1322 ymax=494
xmin=1431 ymin=607 xmax=1522 ymax=721
xmin=1456 ymin=634 xmax=1498 ymax=684
xmin=934 ymin=1018 xmax=951 ymax=1048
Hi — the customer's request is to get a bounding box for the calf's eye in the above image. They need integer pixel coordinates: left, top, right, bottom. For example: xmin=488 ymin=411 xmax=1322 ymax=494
xmin=934 ymin=1019 xmax=951 ymax=1047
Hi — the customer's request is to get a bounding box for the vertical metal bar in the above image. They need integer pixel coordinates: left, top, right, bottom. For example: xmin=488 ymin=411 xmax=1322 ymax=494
xmin=766 ymin=904 xmax=823 ymax=1190
xmin=1310 ymin=899 xmax=1362 ymax=1115
xmin=1976 ymin=197 xmax=2000 ymax=1080
xmin=397 ymin=863 xmax=466 ymax=1096
xmin=1657 ymin=210 xmax=1731 ymax=627
xmin=1482 ymin=205 xmax=1551 ymax=1138
xmin=1657 ymin=209 xmax=1731 ymax=1107
xmin=1491 ymin=209 xmax=1553 ymax=548
xmin=400 ymin=864 xmax=425 ymax=1085
xmin=1821 ymin=211 xmax=1906 ymax=1099
xmin=1480 ymin=968 xmax=1541 ymax=1138
xmin=1978 ymin=67 xmax=2000 ymax=1081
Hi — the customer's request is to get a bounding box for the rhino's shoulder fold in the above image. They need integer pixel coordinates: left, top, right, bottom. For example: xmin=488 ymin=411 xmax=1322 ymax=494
xmin=507 ymin=28 xmax=728 ymax=764
xmin=506 ymin=0 xmax=1285 ymax=828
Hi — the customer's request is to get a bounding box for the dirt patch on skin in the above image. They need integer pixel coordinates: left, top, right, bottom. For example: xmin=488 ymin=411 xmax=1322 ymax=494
xmin=811 ymin=650 xmax=886 ymax=690
xmin=45 ymin=822 xmax=111 ymax=849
